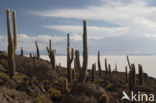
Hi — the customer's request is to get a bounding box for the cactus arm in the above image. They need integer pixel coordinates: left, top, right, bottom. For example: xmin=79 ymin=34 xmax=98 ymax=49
xmin=127 ymin=55 xmax=131 ymax=69
xmin=12 ymin=10 xmax=17 ymax=52
xmin=98 ymin=51 xmax=102 ymax=78
xmin=70 ymin=48 xmax=74 ymax=63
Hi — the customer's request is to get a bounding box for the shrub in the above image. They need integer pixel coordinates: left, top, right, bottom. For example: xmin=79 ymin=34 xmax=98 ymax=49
xmin=36 ymin=94 xmax=53 ymax=103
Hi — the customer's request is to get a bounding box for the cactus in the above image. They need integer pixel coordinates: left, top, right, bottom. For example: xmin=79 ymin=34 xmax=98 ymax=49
xmin=46 ymin=39 xmax=56 ymax=71
xmin=67 ymin=34 xmax=74 ymax=83
xmin=74 ymin=50 xmax=81 ymax=73
xmin=115 ymin=64 xmax=117 ymax=72
xmin=35 ymin=41 xmax=40 ymax=60
xmin=78 ymin=20 xmax=88 ymax=83
xmin=7 ymin=9 xmax=17 ymax=77
xmin=63 ymin=79 xmax=69 ymax=94
xmin=72 ymin=69 xmax=75 ymax=80
xmin=129 ymin=64 xmax=136 ymax=90
xmin=12 ymin=10 xmax=17 ymax=51
xmin=108 ymin=64 xmax=112 ymax=76
xmin=30 ymin=52 xmax=32 ymax=58
xmin=92 ymin=63 xmax=96 ymax=82
xmin=105 ymin=58 xmax=108 ymax=74
xmin=127 ymin=55 xmax=131 ymax=69
xmin=138 ymin=64 xmax=143 ymax=85
xmin=20 ymin=47 xmax=24 ymax=56
xmin=98 ymin=51 xmax=103 ymax=78
xmin=125 ymin=66 xmax=128 ymax=83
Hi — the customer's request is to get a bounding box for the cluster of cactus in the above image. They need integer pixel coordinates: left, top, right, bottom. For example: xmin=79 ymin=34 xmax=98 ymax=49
xmin=20 ymin=47 xmax=24 ymax=56
xmin=129 ymin=64 xmax=136 ymax=90
xmin=98 ymin=51 xmax=103 ymax=78
xmin=66 ymin=34 xmax=74 ymax=83
xmin=92 ymin=63 xmax=96 ymax=82
xmin=35 ymin=41 xmax=40 ymax=60
xmin=6 ymin=8 xmax=17 ymax=77
xmin=46 ymin=40 xmax=56 ymax=71
xmin=138 ymin=64 xmax=144 ymax=85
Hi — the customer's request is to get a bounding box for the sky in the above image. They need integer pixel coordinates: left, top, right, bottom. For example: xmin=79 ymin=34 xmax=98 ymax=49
xmin=1 ymin=0 xmax=156 ymax=55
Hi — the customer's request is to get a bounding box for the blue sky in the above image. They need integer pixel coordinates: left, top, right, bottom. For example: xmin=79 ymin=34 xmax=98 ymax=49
xmin=1 ymin=0 xmax=156 ymax=55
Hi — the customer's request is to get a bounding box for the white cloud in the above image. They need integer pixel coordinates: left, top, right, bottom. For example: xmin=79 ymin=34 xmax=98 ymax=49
xmin=32 ymin=0 xmax=156 ymax=38
xmin=43 ymin=25 xmax=128 ymax=39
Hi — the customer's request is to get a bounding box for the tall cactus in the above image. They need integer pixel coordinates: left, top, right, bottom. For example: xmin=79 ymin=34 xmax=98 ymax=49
xmin=105 ymin=58 xmax=108 ymax=74
xmin=125 ymin=66 xmax=128 ymax=83
xmin=127 ymin=55 xmax=131 ymax=69
xmin=30 ymin=52 xmax=32 ymax=58
xmin=129 ymin=64 xmax=136 ymax=90
xmin=92 ymin=63 xmax=96 ymax=82
xmin=79 ymin=20 xmax=88 ymax=83
xmin=108 ymin=64 xmax=112 ymax=76
xmin=20 ymin=47 xmax=24 ymax=56
xmin=98 ymin=51 xmax=103 ymax=78
xmin=12 ymin=10 xmax=17 ymax=51
xmin=46 ymin=39 xmax=56 ymax=71
xmin=7 ymin=9 xmax=17 ymax=77
xmin=67 ymin=34 xmax=74 ymax=83
xmin=35 ymin=41 xmax=40 ymax=60
xmin=138 ymin=64 xmax=143 ymax=85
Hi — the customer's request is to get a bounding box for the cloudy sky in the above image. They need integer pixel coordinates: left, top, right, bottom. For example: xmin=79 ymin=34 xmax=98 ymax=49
xmin=1 ymin=0 xmax=156 ymax=55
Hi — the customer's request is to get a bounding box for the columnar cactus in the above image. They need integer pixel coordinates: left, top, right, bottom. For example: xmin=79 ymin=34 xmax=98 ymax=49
xmin=108 ymin=64 xmax=112 ymax=76
xmin=7 ymin=8 xmax=17 ymax=77
xmin=21 ymin=47 xmax=24 ymax=56
xmin=92 ymin=63 xmax=96 ymax=82
xmin=127 ymin=55 xmax=131 ymax=69
xmin=67 ymin=34 xmax=74 ymax=83
xmin=125 ymin=66 xmax=128 ymax=83
xmin=79 ymin=20 xmax=88 ymax=83
xmin=63 ymin=79 xmax=69 ymax=94
xmin=129 ymin=64 xmax=136 ymax=90
xmin=105 ymin=58 xmax=108 ymax=74
xmin=12 ymin=10 xmax=17 ymax=51
xmin=138 ymin=64 xmax=143 ymax=85
xmin=98 ymin=51 xmax=102 ymax=78
xmin=30 ymin=52 xmax=32 ymax=58
xmin=74 ymin=50 xmax=81 ymax=73
xmin=35 ymin=41 xmax=40 ymax=60
xmin=72 ymin=69 xmax=75 ymax=80
xmin=46 ymin=39 xmax=56 ymax=71
xmin=115 ymin=64 xmax=117 ymax=72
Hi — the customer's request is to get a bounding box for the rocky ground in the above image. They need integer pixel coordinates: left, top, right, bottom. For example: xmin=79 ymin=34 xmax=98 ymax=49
xmin=0 ymin=51 xmax=155 ymax=103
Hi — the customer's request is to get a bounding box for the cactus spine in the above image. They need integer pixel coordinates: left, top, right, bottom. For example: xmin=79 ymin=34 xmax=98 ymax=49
xmin=46 ymin=40 xmax=56 ymax=71
xmin=79 ymin=20 xmax=88 ymax=83
xmin=129 ymin=64 xmax=136 ymax=90
xmin=7 ymin=9 xmax=17 ymax=77
xmin=105 ymin=58 xmax=108 ymax=74
xmin=98 ymin=51 xmax=102 ymax=78
xmin=67 ymin=34 xmax=74 ymax=83
xmin=35 ymin=41 xmax=40 ymax=60
xmin=21 ymin=47 xmax=24 ymax=56
xmin=138 ymin=64 xmax=143 ymax=85
xmin=92 ymin=63 xmax=96 ymax=82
